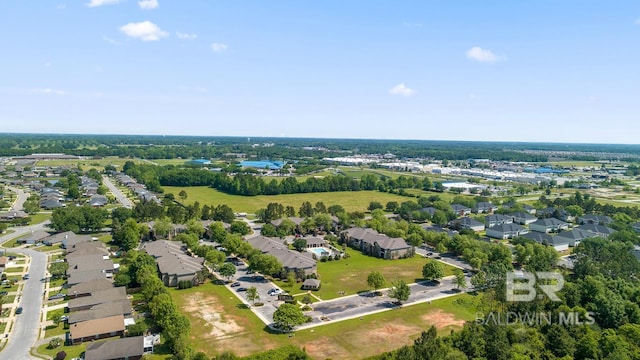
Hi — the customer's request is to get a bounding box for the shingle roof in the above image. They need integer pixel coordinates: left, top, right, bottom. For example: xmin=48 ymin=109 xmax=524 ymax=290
xmin=85 ymin=336 xmax=144 ymax=360
xmin=531 ymin=218 xmax=568 ymax=227
xmin=68 ymin=299 xmax=132 ymax=324
xmin=69 ymin=315 xmax=125 ymax=340
xmin=68 ymin=287 xmax=127 ymax=310
xmin=142 ymin=240 xmax=205 ymax=277
xmin=246 ymin=236 xmax=316 ymax=271
xmin=68 ymin=278 xmax=114 ymax=296
xmin=577 ymin=224 xmax=615 ymax=236
xmin=521 ymin=232 xmax=554 ymax=244
xmin=487 ymin=223 xmax=525 ymax=233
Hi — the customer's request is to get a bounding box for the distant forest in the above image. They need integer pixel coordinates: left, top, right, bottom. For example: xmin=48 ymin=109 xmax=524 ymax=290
xmin=2 ymin=133 xmax=640 ymax=161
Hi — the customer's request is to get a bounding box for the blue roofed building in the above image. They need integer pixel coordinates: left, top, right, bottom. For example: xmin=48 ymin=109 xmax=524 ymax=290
xmin=240 ymin=160 xmax=286 ymax=170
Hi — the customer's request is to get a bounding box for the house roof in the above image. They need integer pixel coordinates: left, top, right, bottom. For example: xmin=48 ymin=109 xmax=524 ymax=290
xmin=451 ymin=204 xmax=471 ymax=212
xmin=68 ymin=278 xmax=115 ymax=296
xmin=69 ymin=315 xmax=125 ymax=340
xmin=420 ymin=207 xmax=437 ymax=216
xmin=302 ymin=236 xmax=325 ymax=247
xmin=556 ymin=229 xmax=596 ymax=241
xmin=510 ymin=212 xmax=537 ymax=220
xmin=85 ymin=336 xmax=144 ymax=360
xmin=484 ymin=214 xmax=513 ymax=223
xmin=577 ymin=224 xmax=616 ymax=236
xmin=302 ymin=278 xmax=321 ymax=287
xmin=487 ymin=223 xmax=525 ymax=233
xmin=578 ymin=214 xmax=613 ymax=224
xmin=246 ymin=236 xmax=316 ymax=270
xmin=68 ymin=299 xmax=132 ymax=324
xmin=67 ymin=270 xmax=110 ymax=286
xmin=142 ymin=240 xmax=205 ymax=277
xmin=343 ymin=227 xmax=411 ymax=250
xmin=66 ymin=241 xmax=110 ymax=258
xmin=520 ymin=232 xmax=554 ymax=244
xmin=531 ymin=218 xmax=568 ymax=227
xmin=475 ymin=202 xmax=497 ymax=210
xmin=67 ymin=255 xmax=114 ymax=274
xmin=271 ymin=217 xmax=305 ymax=226
xmin=68 ymin=287 xmax=127 ymax=310
xmin=458 ymin=217 xmax=485 ymax=228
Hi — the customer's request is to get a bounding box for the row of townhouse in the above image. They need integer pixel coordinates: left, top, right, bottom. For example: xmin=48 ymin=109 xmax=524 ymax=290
xmin=62 ymin=239 xmax=160 ymax=359
xmin=341 ymin=227 xmax=413 ymax=259
xmin=246 ymin=235 xmax=318 ymax=275
xmin=113 ymin=172 xmax=160 ymax=203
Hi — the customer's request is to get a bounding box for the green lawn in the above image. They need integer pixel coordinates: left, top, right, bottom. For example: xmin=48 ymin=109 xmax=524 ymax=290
xmin=34 ymin=244 xmax=62 ymax=252
xmin=4 ymin=267 xmax=24 ymax=273
xmin=44 ymin=323 xmax=67 ymax=338
xmin=171 ymin=280 xmax=479 ymax=359
xmin=275 ymin=249 xmax=456 ymax=300
xmin=2 ymin=237 xmax=21 ymax=248
xmin=28 ymin=213 xmax=51 ymax=225
xmin=163 ymin=186 xmax=413 ymax=214
xmin=36 ymin=342 xmax=85 ymax=359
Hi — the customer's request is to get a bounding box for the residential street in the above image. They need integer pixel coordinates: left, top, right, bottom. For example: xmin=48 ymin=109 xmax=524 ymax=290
xmin=7 ymin=186 xmax=30 ymax=212
xmin=1 ymin=221 xmax=50 ymax=360
xmin=102 ymin=175 xmax=134 ymax=209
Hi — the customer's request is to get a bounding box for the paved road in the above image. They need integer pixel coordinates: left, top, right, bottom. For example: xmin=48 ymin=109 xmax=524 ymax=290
xmin=0 ymin=222 xmax=50 ymax=360
xmin=415 ymin=246 xmax=473 ymax=271
xmin=7 ymin=186 xmax=30 ymax=212
xmin=102 ymin=175 xmax=133 ymax=209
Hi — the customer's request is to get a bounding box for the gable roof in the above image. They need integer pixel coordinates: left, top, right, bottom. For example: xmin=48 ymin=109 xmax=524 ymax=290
xmin=69 ymin=315 xmax=125 ymax=340
xmin=142 ymin=240 xmax=205 ymax=277
xmin=578 ymin=214 xmax=613 ymax=224
xmin=510 ymin=212 xmax=537 ymax=220
xmin=531 ymin=218 xmax=568 ymax=227
xmin=68 ymin=278 xmax=115 ymax=296
xmin=556 ymin=228 xmax=596 ymax=241
xmin=457 ymin=217 xmax=485 ymax=228
xmin=68 ymin=287 xmax=127 ymax=310
xmin=68 ymin=299 xmax=132 ymax=324
xmin=577 ymin=224 xmax=616 ymax=236
xmin=451 ymin=204 xmax=471 ymax=212
xmin=17 ymin=230 xmax=50 ymax=242
xmin=484 ymin=214 xmax=513 ymax=223
xmin=246 ymin=236 xmax=316 ymax=270
xmin=85 ymin=336 xmax=144 ymax=360
xmin=520 ymin=232 xmax=554 ymax=244
xmin=487 ymin=223 xmax=525 ymax=233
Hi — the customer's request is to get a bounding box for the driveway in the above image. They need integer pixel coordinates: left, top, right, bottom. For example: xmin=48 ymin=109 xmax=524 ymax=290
xmin=102 ymin=175 xmax=133 ymax=209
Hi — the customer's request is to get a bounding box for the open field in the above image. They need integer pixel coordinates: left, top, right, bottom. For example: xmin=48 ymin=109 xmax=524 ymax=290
xmin=163 ymin=187 xmax=413 ymax=214
xmin=171 ymin=281 xmax=479 ymax=359
xmin=36 ymin=157 xmax=147 ymax=170
xmin=276 ymin=249 xmax=456 ymax=300
xmin=28 ymin=213 xmax=51 ymax=225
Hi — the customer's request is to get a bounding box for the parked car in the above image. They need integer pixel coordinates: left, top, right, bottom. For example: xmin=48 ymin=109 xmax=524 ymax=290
xmin=268 ymin=288 xmax=283 ymax=296
xmin=15 ymin=307 xmax=23 ymax=314
xmin=48 ymin=293 xmax=66 ymax=300
xmin=0 ymin=291 xmax=7 ymax=296
xmin=230 ymin=282 xmax=241 ymax=287
xmin=236 ymin=287 xmax=248 ymax=292
xmin=426 ymin=252 xmax=433 ymax=256
xmin=22 ymin=274 xmax=30 ymax=280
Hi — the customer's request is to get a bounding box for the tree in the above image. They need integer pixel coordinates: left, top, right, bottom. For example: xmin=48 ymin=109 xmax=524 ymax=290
xmin=389 ymin=280 xmax=410 ymax=304
xmin=113 ymin=218 xmax=144 ymax=251
xmin=367 ymin=271 xmax=386 ymax=293
xmin=246 ymin=286 xmax=259 ymax=305
xmin=385 ymin=201 xmax=399 ymax=212
xmin=273 ymin=303 xmax=307 ymax=331
xmin=153 ymin=217 xmax=173 ymax=239
xmin=299 ymin=201 xmax=314 ymax=218
xmin=368 ymin=201 xmax=383 ymax=212
xmin=208 ymin=222 xmax=228 ymax=243
xmin=230 ymin=220 xmax=250 ymax=235
xmin=48 ymin=262 xmax=68 ymax=280
xmin=453 ymin=269 xmax=467 ymax=290
xmin=292 ymin=238 xmax=307 ymax=252
xmin=219 ymin=263 xmax=236 ymax=282
xmin=422 ymin=261 xmax=445 ymax=282
xmin=178 ymin=190 xmax=188 ymax=203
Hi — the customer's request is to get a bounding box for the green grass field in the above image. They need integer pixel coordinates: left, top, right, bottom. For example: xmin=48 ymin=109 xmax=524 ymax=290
xmin=275 ymin=249 xmax=456 ymax=300
xmin=171 ymin=281 xmax=478 ymax=359
xmin=28 ymin=213 xmax=51 ymax=225
xmin=36 ymin=342 xmax=85 ymax=359
xmin=163 ymin=186 xmax=413 ymax=214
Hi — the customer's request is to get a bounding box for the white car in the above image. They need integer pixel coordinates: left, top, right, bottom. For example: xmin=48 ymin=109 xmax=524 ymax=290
xmin=268 ymin=288 xmax=283 ymax=296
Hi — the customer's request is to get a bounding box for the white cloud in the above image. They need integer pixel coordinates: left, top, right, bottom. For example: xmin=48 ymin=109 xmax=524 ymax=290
xmin=211 ymin=42 xmax=228 ymax=52
xmin=87 ymin=0 xmax=120 ymax=8
xmin=466 ymin=46 xmax=500 ymax=63
xmin=138 ymin=0 xmax=158 ymax=10
xmin=389 ymin=83 xmax=415 ymax=96
xmin=31 ymin=88 xmax=65 ymax=95
xmin=176 ymin=31 xmax=197 ymax=40
xmin=119 ymin=21 xmax=168 ymax=41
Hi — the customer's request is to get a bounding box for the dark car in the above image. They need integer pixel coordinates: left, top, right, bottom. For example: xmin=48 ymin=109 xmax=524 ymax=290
xmin=230 ymin=282 xmax=241 ymax=287
xmin=427 ymin=252 xmax=433 ymax=256
xmin=0 ymin=291 xmax=7 ymax=296
xmin=236 ymin=287 xmax=248 ymax=292
xmin=48 ymin=293 xmax=66 ymax=300
xmin=16 ymin=307 xmax=23 ymax=314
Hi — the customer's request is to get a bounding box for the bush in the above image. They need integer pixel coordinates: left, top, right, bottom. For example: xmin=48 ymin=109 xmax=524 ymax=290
xmin=253 ymin=302 xmax=264 ymax=307
xmin=48 ymin=337 xmax=62 ymax=349
xmin=55 ymin=351 xmax=67 ymax=360
xmin=177 ymin=280 xmax=193 ymax=289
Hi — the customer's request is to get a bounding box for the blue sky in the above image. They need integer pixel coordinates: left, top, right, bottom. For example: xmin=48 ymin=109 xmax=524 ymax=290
xmin=1 ymin=1 xmax=640 ymax=143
